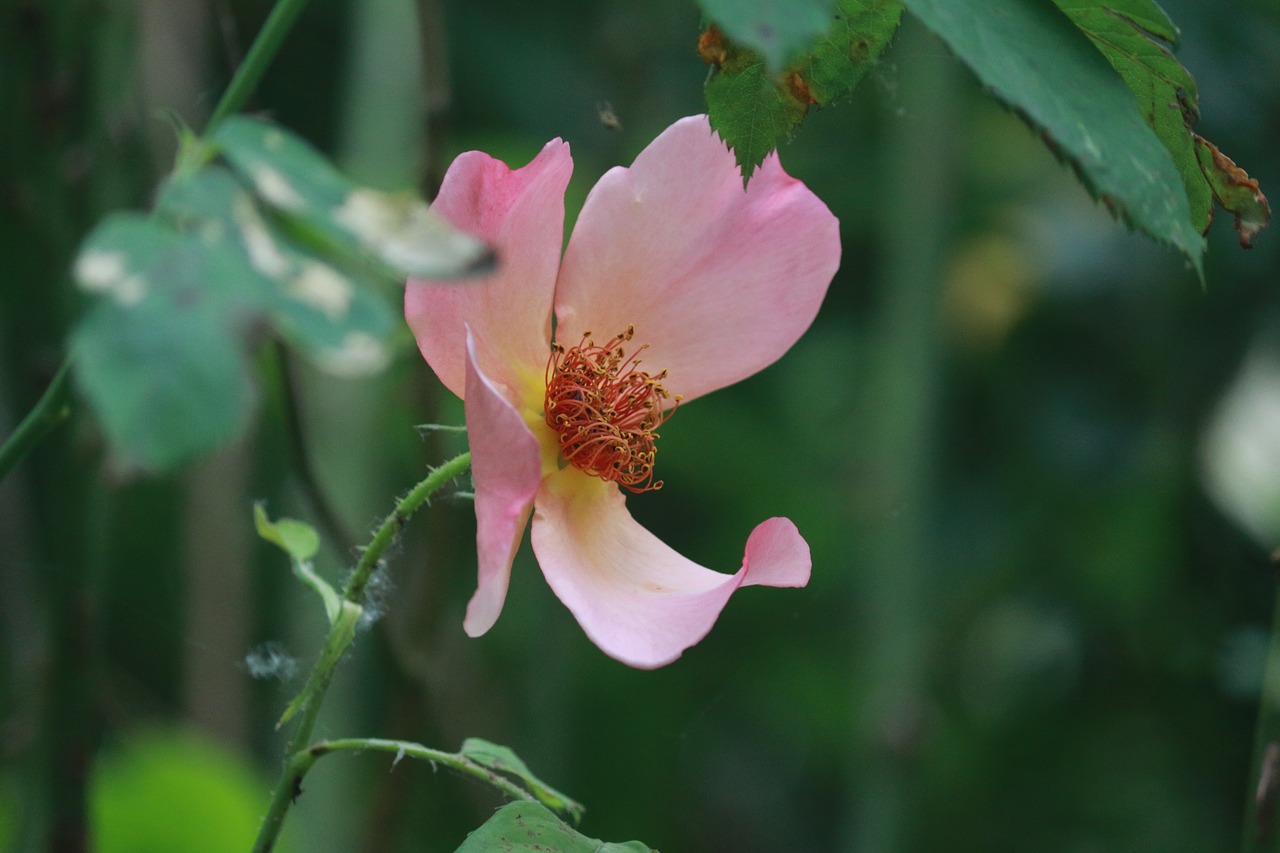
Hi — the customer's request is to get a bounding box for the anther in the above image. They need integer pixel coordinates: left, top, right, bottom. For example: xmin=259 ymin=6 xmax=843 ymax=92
xmin=543 ymin=329 xmax=677 ymax=493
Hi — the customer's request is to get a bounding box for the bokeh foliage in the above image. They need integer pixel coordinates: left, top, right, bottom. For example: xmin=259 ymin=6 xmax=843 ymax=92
xmin=1 ymin=0 xmax=1278 ymax=851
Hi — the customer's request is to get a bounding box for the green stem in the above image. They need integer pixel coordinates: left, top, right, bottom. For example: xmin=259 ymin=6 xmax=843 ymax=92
xmin=310 ymin=738 xmax=538 ymax=805
xmin=251 ymin=452 xmax=471 ymax=853
xmin=1243 ymin=564 xmax=1280 ymax=851
xmin=343 ymin=451 xmax=471 ymax=604
xmin=840 ymin=18 xmax=958 ymax=853
xmin=0 ymin=358 xmax=72 ymax=486
xmin=204 ymin=0 xmax=314 ymax=133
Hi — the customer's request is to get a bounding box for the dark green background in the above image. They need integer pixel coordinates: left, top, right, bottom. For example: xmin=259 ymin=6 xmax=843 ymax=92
xmin=2 ymin=0 xmax=1278 ymax=850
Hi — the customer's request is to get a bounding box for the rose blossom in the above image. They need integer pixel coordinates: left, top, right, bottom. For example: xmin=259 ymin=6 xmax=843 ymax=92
xmin=406 ymin=115 xmax=840 ymax=668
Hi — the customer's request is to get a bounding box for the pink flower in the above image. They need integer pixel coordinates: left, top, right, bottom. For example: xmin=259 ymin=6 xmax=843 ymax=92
xmin=405 ymin=115 xmax=840 ymax=668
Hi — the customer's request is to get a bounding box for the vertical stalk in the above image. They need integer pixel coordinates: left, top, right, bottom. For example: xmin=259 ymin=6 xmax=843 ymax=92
xmin=204 ymin=0 xmax=314 ymax=132
xmin=1243 ymin=562 xmax=1280 ymax=851
xmin=841 ymin=18 xmax=960 ymax=853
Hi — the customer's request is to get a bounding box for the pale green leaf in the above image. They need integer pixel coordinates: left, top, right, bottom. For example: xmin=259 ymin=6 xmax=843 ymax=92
xmin=211 ymin=116 xmax=494 ymax=279
xmin=253 ymin=503 xmax=320 ymax=561
xmin=157 ymin=167 xmax=398 ymax=378
xmin=70 ymin=214 xmax=267 ymax=470
xmin=92 ymin=730 xmax=292 ymax=853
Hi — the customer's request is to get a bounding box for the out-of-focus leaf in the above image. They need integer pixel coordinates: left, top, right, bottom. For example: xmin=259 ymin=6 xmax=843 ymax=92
xmin=696 ymin=0 xmax=837 ymax=71
xmin=902 ymin=0 xmax=1205 ymax=273
xmin=461 ymin=738 xmax=585 ymax=822
xmin=253 ymin=503 xmax=320 ymax=561
xmin=455 ymin=802 xmax=653 ymax=853
xmin=1054 ymin=0 xmax=1269 ymax=246
xmin=158 ymin=167 xmax=397 ymax=377
xmin=253 ymin=503 xmax=342 ymax=624
xmin=71 ymin=214 xmax=266 ymax=471
xmin=211 ymin=116 xmax=494 ymax=279
xmin=1193 ymin=135 xmax=1271 ymax=248
xmin=703 ymin=0 xmax=903 ymax=182
xmin=92 ymin=729 xmax=289 ymax=853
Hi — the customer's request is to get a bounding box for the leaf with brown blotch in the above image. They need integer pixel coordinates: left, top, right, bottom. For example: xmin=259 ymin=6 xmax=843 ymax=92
xmin=1194 ymin=135 xmax=1272 ymax=248
xmin=702 ymin=0 xmax=903 ymax=183
xmin=1055 ymin=0 xmax=1268 ymax=246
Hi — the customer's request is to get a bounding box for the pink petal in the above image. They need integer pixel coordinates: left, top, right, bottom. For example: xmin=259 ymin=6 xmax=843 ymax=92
xmin=406 ymin=139 xmax=572 ymax=399
xmin=529 ymin=469 xmax=811 ymax=668
xmin=462 ymin=331 xmax=544 ymax=636
xmin=552 ymin=115 xmax=840 ymax=404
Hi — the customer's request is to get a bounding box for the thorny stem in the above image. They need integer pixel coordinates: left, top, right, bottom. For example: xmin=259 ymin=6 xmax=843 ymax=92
xmin=0 ymin=358 xmax=72 ymax=486
xmin=250 ymin=452 xmax=471 ymax=853
xmin=311 ymin=739 xmax=538 ymax=805
xmin=344 ymin=451 xmax=471 ymax=604
xmin=1243 ymin=557 xmax=1280 ymax=851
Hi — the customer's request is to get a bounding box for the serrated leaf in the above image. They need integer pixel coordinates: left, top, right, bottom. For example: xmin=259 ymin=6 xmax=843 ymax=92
xmin=211 ymin=116 xmax=494 ymax=279
xmin=157 ymin=167 xmax=398 ymax=378
xmin=902 ymin=0 xmax=1205 ymax=273
xmin=705 ymin=57 xmax=809 ymax=184
xmin=70 ymin=214 xmax=268 ymax=470
xmin=1053 ymin=0 xmax=1269 ymax=246
xmin=697 ymin=0 xmax=837 ymax=71
xmin=1194 ymin=135 xmax=1272 ymax=248
xmin=460 ymin=738 xmax=585 ymax=822
xmin=703 ymin=0 xmax=903 ymax=182
xmin=456 ymin=802 xmax=653 ymax=853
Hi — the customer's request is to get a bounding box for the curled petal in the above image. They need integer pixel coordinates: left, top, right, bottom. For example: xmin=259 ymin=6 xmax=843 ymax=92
xmin=463 ymin=332 xmax=543 ymax=636
xmin=553 ymin=114 xmax=840 ymax=404
xmin=406 ymin=140 xmax=571 ymax=399
xmin=530 ymin=469 xmax=811 ymax=668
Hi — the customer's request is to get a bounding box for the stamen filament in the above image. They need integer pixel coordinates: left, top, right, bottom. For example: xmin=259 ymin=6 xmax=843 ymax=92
xmin=543 ymin=327 xmax=679 ymax=493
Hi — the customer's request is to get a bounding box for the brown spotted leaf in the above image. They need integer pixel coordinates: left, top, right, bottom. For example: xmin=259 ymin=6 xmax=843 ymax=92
xmin=1054 ymin=0 xmax=1269 ymax=245
xmin=703 ymin=0 xmax=904 ymax=183
xmin=1194 ymin=135 xmax=1272 ymax=248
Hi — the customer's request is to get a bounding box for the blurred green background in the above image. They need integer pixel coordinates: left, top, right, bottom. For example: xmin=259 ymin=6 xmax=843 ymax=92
xmin=2 ymin=0 xmax=1279 ymax=850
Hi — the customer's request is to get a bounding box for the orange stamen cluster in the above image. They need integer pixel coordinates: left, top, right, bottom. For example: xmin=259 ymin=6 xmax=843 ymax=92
xmin=544 ymin=326 xmax=679 ymax=492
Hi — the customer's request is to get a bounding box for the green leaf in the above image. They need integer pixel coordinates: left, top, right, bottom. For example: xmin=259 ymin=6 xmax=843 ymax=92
xmin=697 ymin=0 xmax=837 ymax=71
xmin=902 ymin=0 xmax=1205 ymax=273
xmin=211 ymin=116 xmax=495 ymax=279
xmin=460 ymin=738 xmax=585 ymax=822
xmin=703 ymin=0 xmax=904 ymax=182
xmin=456 ymin=802 xmax=653 ymax=853
xmin=157 ymin=166 xmax=399 ymax=377
xmin=1193 ymin=135 xmax=1272 ymax=248
xmin=253 ymin=503 xmax=320 ymax=561
xmin=253 ymin=503 xmax=343 ymax=624
xmin=70 ymin=214 xmax=267 ymax=470
xmin=1053 ymin=0 xmax=1269 ymax=246
xmin=1072 ymin=0 xmax=1180 ymax=44
xmin=92 ymin=729 xmax=292 ymax=853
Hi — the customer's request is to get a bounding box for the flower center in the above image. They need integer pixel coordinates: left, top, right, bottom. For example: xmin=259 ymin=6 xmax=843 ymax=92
xmin=544 ymin=326 xmax=679 ymax=493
